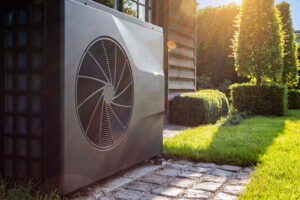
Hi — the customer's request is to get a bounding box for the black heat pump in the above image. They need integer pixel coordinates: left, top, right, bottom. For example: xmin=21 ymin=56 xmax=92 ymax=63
xmin=0 ymin=0 xmax=164 ymax=194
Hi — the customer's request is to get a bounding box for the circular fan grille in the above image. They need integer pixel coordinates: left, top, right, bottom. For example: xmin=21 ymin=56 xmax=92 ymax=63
xmin=76 ymin=37 xmax=134 ymax=151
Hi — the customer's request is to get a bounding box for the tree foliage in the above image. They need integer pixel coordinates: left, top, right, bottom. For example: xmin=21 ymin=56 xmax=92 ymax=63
xmin=233 ymin=0 xmax=284 ymax=85
xmin=98 ymin=0 xmax=114 ymax=8
xmin=197 ymin=4 xmax=241 ymax=88
xmin=276 ymin=1 xmax=299 ymax=87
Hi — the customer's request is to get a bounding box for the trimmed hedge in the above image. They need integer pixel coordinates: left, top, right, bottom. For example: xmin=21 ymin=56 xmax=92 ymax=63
xmin=288 ymin=90 xmax=300 ymax=109
xmin=230 ymin=83 xmax=288 ymax=116
xmin=170 ymin=90 xmax=229 ymax=126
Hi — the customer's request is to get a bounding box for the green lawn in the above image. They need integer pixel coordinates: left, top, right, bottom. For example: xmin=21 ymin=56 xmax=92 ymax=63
xmin=164 ymin=110 xmax=300 ymax=200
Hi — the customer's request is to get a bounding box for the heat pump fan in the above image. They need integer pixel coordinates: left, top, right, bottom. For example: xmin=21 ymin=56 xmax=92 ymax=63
xmin=1 ymin=0 xmax=164 ymax=194
xmin=76 ymin=38 xmax=134 ymax=150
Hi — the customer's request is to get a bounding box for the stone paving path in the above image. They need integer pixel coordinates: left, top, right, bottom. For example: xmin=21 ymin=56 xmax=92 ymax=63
xmin=75 ymin=126 xmax=253 ymax=200
xmin=163 ymin=125 xmax=192 ymax=138
xmin=76 ymin=159 xmax=253 ymax=200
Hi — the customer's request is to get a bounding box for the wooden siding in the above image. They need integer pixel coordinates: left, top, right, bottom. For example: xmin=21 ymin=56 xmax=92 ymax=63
xmin=165 ymin=0 xmax=197 ymax=100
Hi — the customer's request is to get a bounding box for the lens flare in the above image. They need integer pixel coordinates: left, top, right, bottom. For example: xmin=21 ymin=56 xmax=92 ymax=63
xmin=167 ymin=40 xmax=177 ymax=50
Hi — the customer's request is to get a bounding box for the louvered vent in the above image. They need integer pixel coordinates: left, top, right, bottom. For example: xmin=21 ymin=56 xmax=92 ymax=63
xmin=76 ymin=38 xmax=134 ymax=150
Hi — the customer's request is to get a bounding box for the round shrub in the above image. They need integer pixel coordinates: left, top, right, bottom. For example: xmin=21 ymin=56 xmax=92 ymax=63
xmin=169 ymin=90 xmax=229 ymax=126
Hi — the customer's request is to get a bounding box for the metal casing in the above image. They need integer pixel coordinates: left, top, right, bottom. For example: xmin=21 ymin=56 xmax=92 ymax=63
xmin=1 ymin=0 xmax=164 ymax=194
xmin=62 ymin=0 xmax=164 ymax=193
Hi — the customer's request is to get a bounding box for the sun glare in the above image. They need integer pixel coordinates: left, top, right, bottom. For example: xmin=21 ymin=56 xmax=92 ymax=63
xmin=199 ymin=0 xmax=242 ymax=6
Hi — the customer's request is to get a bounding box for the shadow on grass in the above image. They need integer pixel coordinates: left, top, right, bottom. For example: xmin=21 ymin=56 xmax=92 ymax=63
xmin=163 ymin=110 xmax=300 ymax=166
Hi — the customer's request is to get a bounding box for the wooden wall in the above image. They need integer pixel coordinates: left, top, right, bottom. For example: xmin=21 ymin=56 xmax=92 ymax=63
xmin=156 ymin=0 xmax=197 ymax=108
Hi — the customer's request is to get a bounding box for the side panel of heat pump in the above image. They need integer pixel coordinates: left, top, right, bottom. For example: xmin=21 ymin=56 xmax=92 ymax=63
xmin=0 ymin=0 xmax=46 ymax=181
xmin=62 ymin=0 xmax=164 ymax=194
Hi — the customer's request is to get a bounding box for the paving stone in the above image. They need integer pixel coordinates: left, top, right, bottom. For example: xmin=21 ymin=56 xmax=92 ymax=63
xmin=169 ymin=178 xmax=195 ymax=188
xmin=212 ymin=169 xmax=235 ymax=178
xmin=229 ymin=178 xmax=250 ymax=186
xmin=114 ymin=189 xmax=144 ymax=200
xmin=155 ymin=168 xmax=180 ymax=177
xmin=140 ymin=174 xmax=169 ymax=185
xmin=93 ymin=191 xmax=104 ymax=199
xmin=73 ymin=197 xmax=96 ymax=200
xmin=163 ymin=129 xmax=181 ymax=138
xmin=101 ymin=177 xmax=132 ymax=193
xmin=163 ymin=125 xmax=191 ymax=138
xmin=176 ymin=160 xmax=195 ymax=166
xmin=202 ymin=175 xmax=227 ymax=183
xmin=184 ymin=189 xmax=212 ymax=199
xmin=193 ymin=182 xmax=222 ymax=192
xmin=165 ymin=163 xmax=189 ymax=170
xmin=95 ymin=196 xmax=112 ymax=200
xmin=122 ymin=164 xmax=160 ymax=179
xmin=126 ymin=181 xmax=157 ymax=193
xmin=141 ymin=195 xmax=171 ymax=200
xmin=224 ymin=185 xmax=246 ymax=195
xmin=188 ymin=166 xmax=211 ymax=173
xmin=85 ymin=187 xmax=104 ymax=199
xmin=196 ymin=162 xmax=216 ymax=168
xmin=236 ymin=171 xmax=251 ymax=179
xmin=77 ymin=158 xmax=252 ymax=200
xmin=219 ymin=165 xmax=242 ymax=172
xmin=214 ymin=192 xmax=237 ymax=200
xmin=179 ymin=171 xmax=203 ymax=179
xmin=243 ymin=167 xmax=254 ymax=172
xmin=152 ymin=187 xmax=184 ymax=197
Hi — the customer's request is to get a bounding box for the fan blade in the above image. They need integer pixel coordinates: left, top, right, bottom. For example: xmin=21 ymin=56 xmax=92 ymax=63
xmin=79 ymin=51 xmax=108 ymax=83
xmin=107 ymin=104 xmax=125 ymax=142
xmin=85 ymin=94 xmax=104 ymax=134
xmin=77 ymin=86 xmax=105 ymax=109
xmin=86 ymin=96 xmax=104 ymax=146
xmin=78 ymin=91 xmax=103 ymax=132
xmin=114 ymin=60 xmax=127 ymax=92
xmin=77 ymin=77 xmax=105 ymax=106
xmin=100 ymin=103 xmax=113 ymax=148
xmin=87 ymin=51 xmax=110 ymax=83
xmin=78 ymin=75 xmax=107 ymax=85
xmin=101 ymin=40 xmax=113 ymax=83
xmin=113 ymin=81 xmax=133 ymax=101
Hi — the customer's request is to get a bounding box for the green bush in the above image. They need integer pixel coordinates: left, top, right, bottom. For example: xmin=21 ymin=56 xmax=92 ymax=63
xmin=196 ymin=74 xmax=213 ymax=90
xmin=288 ymin=90 xmax=300 ymax=109
xmin=170 ymin=90 xmax=229 ymax=126
xmin=230 ymin=83 xmax=288 ymax=116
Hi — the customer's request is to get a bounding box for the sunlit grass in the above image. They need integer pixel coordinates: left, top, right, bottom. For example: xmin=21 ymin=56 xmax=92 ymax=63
xmin=240 ymin=117 xmax=300 ymax=200
xmin=163 ymin=110 xmax=300 ymax=199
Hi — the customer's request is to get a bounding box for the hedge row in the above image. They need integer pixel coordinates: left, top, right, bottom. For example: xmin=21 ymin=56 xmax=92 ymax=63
xmin=288 ymin=90 xmax=300 ymax=109
xmin=230 ymin=83 xmax=288 ymax=116
xmin=170 ymin=90 xmax=229 ymax=126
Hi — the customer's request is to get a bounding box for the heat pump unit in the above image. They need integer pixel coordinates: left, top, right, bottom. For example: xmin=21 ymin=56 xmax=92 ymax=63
xmin=0 ymin=0 xmax=164 ymax=194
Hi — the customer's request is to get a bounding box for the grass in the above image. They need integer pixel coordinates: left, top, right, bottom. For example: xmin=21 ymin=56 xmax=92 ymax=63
xmin=0 ymin=178 xmax=60 ymax=200
xmin=163 ymin=110 xmax=300 ymax=200
xmin=2 ymin=111 xmax=299 ymax=199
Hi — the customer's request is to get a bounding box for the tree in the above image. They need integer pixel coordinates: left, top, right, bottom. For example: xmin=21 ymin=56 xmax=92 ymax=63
xmin=123 ymin=0 xmax=137 ymax=18
xmin=233 ymin=0 xmax=284 ymax=85
xmin=196 ymin=4 xmax=241 ymax=87
xmin=276 ymin=1 xmax=299 ymax=87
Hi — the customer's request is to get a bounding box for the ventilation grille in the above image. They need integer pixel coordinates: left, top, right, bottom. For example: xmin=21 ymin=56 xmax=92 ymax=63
xmin=76 ymin=38 xmax=134 ymax=150
xmin=1 ymin=3 xmax=44 ymax=180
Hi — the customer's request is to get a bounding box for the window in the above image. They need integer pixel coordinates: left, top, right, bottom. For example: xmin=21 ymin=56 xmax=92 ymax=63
xmin=94 ymin=0 xmax=114 ymax=8
xmin=94 ymin=0 xmax=154 ymax=23
xmin=123 ymin=0 xmax=153 ymax=22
